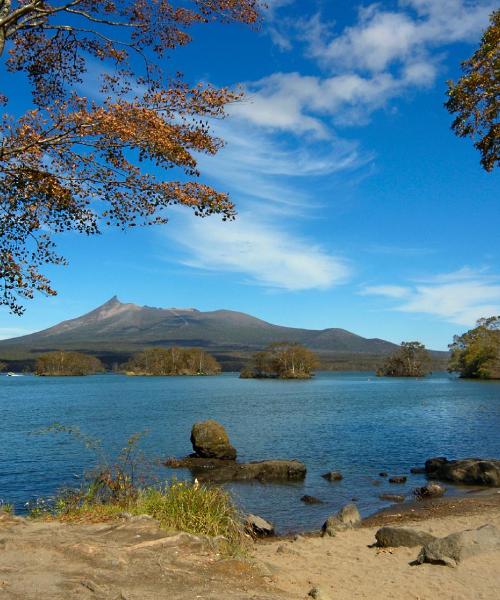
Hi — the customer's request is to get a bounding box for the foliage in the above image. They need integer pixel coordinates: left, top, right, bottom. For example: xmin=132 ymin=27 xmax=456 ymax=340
xmin=446 ymin=9 xmax=499 ymax=171
xmin=124 ymin=346 xmax=221 ymax=375
xmin=0 ymin=1 xmax=262 ymax=315
xmin=241 ymin=342 xmax=319 ymax=379
xmin=35 ymin=350 xmax=105 ymax=375
xmin=0 ymin=499 xmax=14 ymax=513
xmin=449 ymin=316 xmax=500 ymax=379
xmin=376 ymin=341 xmax=431 ymax=377
xmin=0 ymin=360 xmax=6 ymax=372
xmin=29 ymin=424 xmax=245 ymax=554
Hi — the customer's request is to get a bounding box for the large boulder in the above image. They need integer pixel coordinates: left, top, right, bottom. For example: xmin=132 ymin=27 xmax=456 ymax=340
xmin=425 ymin=457 xmax=500 ymax=486
xmin=375 ymin=527 xmax=436 ymax=548
xmin=190 ymin=420 xmax=236 ymax=460
xmin=416 ymin=524 xmax=500 ymax=567
xmin=322 ymin=503 xmax=361 ymax=537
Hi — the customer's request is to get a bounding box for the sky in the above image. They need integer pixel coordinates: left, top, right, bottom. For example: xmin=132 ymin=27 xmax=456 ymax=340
xmin=1 ymin=0 xmax=499 ymax=350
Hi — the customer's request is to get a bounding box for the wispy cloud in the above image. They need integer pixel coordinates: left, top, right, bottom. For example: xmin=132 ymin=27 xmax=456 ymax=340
xmin=168 ymin=212 xmax=351 ymax=291
xmin=362 ymin=268 xmax=500 ymax=325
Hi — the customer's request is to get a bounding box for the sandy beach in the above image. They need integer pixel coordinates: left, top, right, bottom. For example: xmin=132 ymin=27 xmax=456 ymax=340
xmin=0 ymin=493 xmax=499 ymax=599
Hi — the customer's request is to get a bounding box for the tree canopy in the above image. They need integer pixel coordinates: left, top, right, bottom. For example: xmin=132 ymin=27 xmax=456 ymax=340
xmin=449 ymin=316 xmax=500 ymax=379
xmin=446 ymin=9 xmax=499 ymax=172
xmin=241 ymin=342 xmax=319 ymax=379
xmin=376 ymin=341 xmax=431 ymax=377
xmin=0 ymin=0 xmax=262 ymax=315
xmin=35 ymin=350 xmax=105 ymax=375
xmin=124 ymin=346 xmax=221 ymax=375
xmin=0 ymin=360 xmax=6 ymax=372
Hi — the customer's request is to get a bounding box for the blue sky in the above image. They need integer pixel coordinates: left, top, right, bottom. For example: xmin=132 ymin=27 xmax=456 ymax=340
xmin=1 ymin=0 xmax=499 ymax=350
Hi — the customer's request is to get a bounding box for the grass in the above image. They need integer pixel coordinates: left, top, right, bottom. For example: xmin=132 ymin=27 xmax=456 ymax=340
xmin=30 ymin=480 xmax=247 ymax=555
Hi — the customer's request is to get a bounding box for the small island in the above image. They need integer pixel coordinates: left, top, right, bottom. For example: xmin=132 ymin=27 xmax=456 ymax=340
xmin=35 ymin=351 xmax=104 ymax=376
xmin=240 ymin=342 xmax=319 ymax=379
xmin=449 ymin=316 xmax=500 ymax=379
xmin=124 ymin=347 xmax=221 ymax=376
xmin=376 ymin=341 xmax=431 ymax=377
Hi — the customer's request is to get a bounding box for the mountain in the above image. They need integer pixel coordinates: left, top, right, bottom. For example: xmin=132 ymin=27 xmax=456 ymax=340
xmin=0 ymin=296 xmax=447 ymax=371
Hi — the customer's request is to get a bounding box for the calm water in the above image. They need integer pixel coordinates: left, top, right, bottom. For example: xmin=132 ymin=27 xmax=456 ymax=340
xmin=1 ymin=372 xmax=499 ymax=533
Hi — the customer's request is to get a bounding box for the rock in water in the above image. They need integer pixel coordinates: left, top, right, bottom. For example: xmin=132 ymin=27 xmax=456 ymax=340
xmin=389 ymin=476 xmax=407 ymax=484
xmin=190 ymin=420 xmax=237 ymax=460
xmin=413 ymin=483 xmax=445 ymax=500
xmin=410 ymin=466 xmax=426 ymax=474
xmin=416 ymin=524 xmax=500 ymax=567
xmin=245 ymin=514 xmax=275 ymax=537
xmin=379 ymin=493 xmax=405 ymax=503
xmin=321 ymin=471 xmax=343 ymax=481
xmin=425 ymin=457 xmax=500 ymax=486
xmin=301 ymin=495 xmax=323 ymax=504
xmin=322 ymin=503 xmax=361 ymax=536
xmin=375 ymin=527 xmax=436 ymax=548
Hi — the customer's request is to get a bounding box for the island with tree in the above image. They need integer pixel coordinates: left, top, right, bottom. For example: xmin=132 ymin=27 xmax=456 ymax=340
xmin=124 ymin=347 xmax=221 ymax=376
xmin=376 ymin=341 xmax=432 ymax=377
xmin=240 ymin=342 xmax=319 ymax=379
xmin=35 ymin=351 xmax=104 ymax=376
xmin=449 ymin=316 xmax=500 ymax=379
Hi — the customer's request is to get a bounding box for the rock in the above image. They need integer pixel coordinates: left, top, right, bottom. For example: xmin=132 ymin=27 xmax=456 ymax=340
xmin=379 ymin=493 xmax=405 ymax=503
xmin=372 ymin=479 xmax=382 ymax=486
xmin=322 ymin=503 xmax=361 ymax=536
xmin=425 ymin=457 xmax=500 ymax=486
xmin=321 ymin=471 xmax=343 ymax=481
xmin=379 ymin=472 xmax=388 ymax=477
xmin=245 ymin=514 xmax=274 ymax=538
xmin=416 ymin=524 xmax=500 ymax=567
xmin=410 ymin=466 xmax=426 ymax=474
xmin=190 ymin=420 xmax=237 ymax=460
xmin=168 ymin=458 xmax=307 ymax=483
xmin=276 ymin=543 xmax=299 ymax=555
xmin=375 ymin=526 xmax=436 ymax=548
xmin=389 ymin=476 xmax=407 ymax=484
xmin=308 ymin=586 xmax=330 ymax=600
xmin=413 ymin=483 xmax=445 ymax=500
xmin=301 ymin=495 xmax=323 ymax=504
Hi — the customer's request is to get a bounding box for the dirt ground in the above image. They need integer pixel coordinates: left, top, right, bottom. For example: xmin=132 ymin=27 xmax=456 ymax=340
xmin=1 ymin=493 xmax=499 ymax=600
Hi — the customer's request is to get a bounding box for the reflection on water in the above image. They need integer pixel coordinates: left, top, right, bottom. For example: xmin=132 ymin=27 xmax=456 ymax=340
xmin=0 ymin=372 xmax=499 ymax=532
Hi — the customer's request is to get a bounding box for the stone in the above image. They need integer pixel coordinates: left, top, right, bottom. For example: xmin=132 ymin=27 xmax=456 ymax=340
xmin=379 ymin=472 xmax=388 ymax=477
xmin=321 ymin=471 xmax=343 ymax=481
xmin=375 ymin=526 xmax=436 ymax=548
xmin=308 ymin=586 xmax=330 ymax=600
xmin=416 ymin=524 xmax=500 ymax=567
xmin=276 ymin=543 xmax=299 ymax=555
xmin=322 ymin=503 xmax=361 ymax=536
xmin=413 ymin=483 xmax=446 ymax=500
xmin=245 ymin=514 xmax=275 ymax=538
xmin=379 ymin=493 xmax=405 ymax=503
xmin=190 ymin=420 xmax=237 ymax=460
xmin=389 ymin=476 xmax=407 ymax=484
xmin=300 ymin=495 xmax=323 ymax=504
xmin=410 ymin=466 xmax=426 ymax=474
xmin=167 ymin=458 xmax=306 ymax=483
xmin=424 ymin=457 xmax=500 ymax=486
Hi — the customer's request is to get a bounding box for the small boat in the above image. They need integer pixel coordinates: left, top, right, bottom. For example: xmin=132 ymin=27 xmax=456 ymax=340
xmin=6 ymin=372 xmax=23 ymax=377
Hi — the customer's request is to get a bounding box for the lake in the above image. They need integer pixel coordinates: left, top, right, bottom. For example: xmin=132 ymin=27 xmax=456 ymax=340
xmin=1 ymin=371 xmax=499 ymax=533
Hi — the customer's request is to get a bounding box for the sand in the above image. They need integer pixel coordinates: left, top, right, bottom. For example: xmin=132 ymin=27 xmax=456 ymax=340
xmin=0 ymin=495 xmax=499 ymax=599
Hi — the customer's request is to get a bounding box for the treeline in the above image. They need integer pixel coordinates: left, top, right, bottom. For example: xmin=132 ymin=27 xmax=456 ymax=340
xmin=124 ymin=347 xmax=220 ymax=376
xmin=240 ymin=342 xmax=319 ymax=379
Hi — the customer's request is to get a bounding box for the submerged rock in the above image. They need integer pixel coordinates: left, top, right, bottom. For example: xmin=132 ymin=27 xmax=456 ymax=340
xmin=379 ymin=493 xmax=405 ymax=503
xmin=321 ymin=471 xmax=343 ymax=481
xmin=301 ymin=495 xmax=324 ymax=505
xmin=416 ymin=524 xmax=500 ymax=567
xmin=413 ymin=483 xmax=446 ymax=500
xmin=389 ymin=476 xmax=407 ymax=484
xmin=190 ymin=420 xmax=237 ymax=460
xmin=375 ymin=526 xmax=436 ymax=548
xmin=379 ymin=472 xmax=388 ymax=477
xmin=425 ymin=457 xmax=500 ymax=486
xmin=410 ymin=466 xmax=426 ymax=474
xmin=245 ymin=514 xmax=275 ymax=538
xmin=321 ymin=503 xmax=361 ymax=537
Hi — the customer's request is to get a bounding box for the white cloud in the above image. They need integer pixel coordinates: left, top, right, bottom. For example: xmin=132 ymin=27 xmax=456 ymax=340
xmin=362 ymin=268 xmax=500 ymax=325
